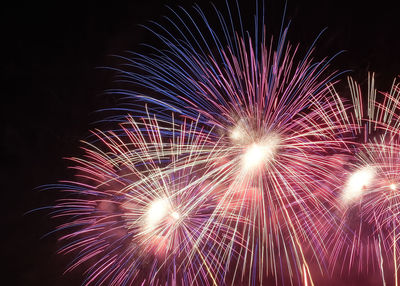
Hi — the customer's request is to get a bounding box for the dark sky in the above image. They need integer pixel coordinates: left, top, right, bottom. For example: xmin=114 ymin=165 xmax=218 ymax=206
xmin=2 ymin=0 xmax=400 ymax=285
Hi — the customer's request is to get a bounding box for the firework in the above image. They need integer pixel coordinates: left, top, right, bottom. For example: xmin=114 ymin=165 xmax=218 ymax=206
xmin=325 ymin=74 xmax=400 ymax=284
xmin=49 ymin=107 xmax=346 ymax=285
xmin=42 ymin=0 xmax=400 ymax=284
xmin=49 ymin=114 xmax=250 ymax=285
xmin=105 ymin=2 xmax=355 ymax=284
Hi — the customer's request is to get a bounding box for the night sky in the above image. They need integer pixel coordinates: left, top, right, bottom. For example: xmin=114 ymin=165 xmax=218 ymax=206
xmin=3 ymin=1 xmax=400 ymax=285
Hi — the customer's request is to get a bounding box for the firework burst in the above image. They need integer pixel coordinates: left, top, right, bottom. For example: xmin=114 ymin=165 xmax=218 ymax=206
xmin=40 ymin=0 xmax=400 ymax=284
xmin=326 ymin=74 xmax=400 ymax=284
xmin=49 ymin=114 xmax=251 ymax=285
xmin=105 ymin=2 xmax=355 ymax=284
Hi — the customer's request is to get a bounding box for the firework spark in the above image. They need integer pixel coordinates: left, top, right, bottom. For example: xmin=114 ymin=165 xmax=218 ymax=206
xmin=41 ymin=0 xmax=400 ymax=284
xmin=106 ymin=2 xmax=353 ymax=284
xmin=49 ymin=114 xmax=251 ymax=285
xmin=326 ymin=74 xmax=400 ymax=285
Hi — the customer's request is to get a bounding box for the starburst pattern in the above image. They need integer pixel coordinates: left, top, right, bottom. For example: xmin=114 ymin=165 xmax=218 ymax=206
xmin=42 ymin=1 xmax=400 ymax=285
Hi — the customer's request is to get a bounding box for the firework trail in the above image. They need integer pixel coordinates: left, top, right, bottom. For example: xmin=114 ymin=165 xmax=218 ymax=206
xmin=48 ymin=114 xmax=251 ymax=285
xmin=325 ymin=74 xmax=400 ymax=285
xmin=42 ymin=0 xmax=400 ymax=285
xmin=104 ymin=2 xmax=354 ymax=284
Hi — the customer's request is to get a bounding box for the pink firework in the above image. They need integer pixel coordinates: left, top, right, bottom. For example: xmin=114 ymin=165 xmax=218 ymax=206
xmin=111 ymin=2 xmax=352 ymax=284
xmin=42 ymin=1 xmax=400 ymax=285
xmin=50 ymin=114 xmax=248 ymax=286
xmin=325 ymin=74 xmax=400 ymax=285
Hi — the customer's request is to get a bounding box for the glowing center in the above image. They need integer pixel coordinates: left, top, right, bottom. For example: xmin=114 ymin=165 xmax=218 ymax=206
xmin=230 ymin=128 xmax=242 ymax=140
xmin=171 ymin=211 xmax=180 ymax=220
xmin=242 ymin=137 xmax=279 ymax=170
xmin=342 ymin=166 xmax=375 ymax=203
xmin=390 ymin=183 xmax=397 ymax=191
xmin=146 ymin=199 xmax=169 ymax=228
xmin=145 ymin=199 xmax=181 ymax=231
xmin=229 ymin=125 xmax=246 ymax=143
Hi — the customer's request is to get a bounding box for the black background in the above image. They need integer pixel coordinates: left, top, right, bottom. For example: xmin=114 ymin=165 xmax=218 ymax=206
xmin=2 ymin=0 xmax=400 ymax=285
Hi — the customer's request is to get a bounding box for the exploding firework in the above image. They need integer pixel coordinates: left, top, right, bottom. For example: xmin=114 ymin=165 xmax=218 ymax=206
xmin=325 ymin=74 xmax=400 ymax=284
xmin=49 ymin=114 xmax=251 ymax=285
xmin=42 ymin=0 xmax=400 ymax=284
xmin=105 ymin=2 xmax=355 ymax=284
xmin=49 ymin=108 xmax=347 ymax=285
